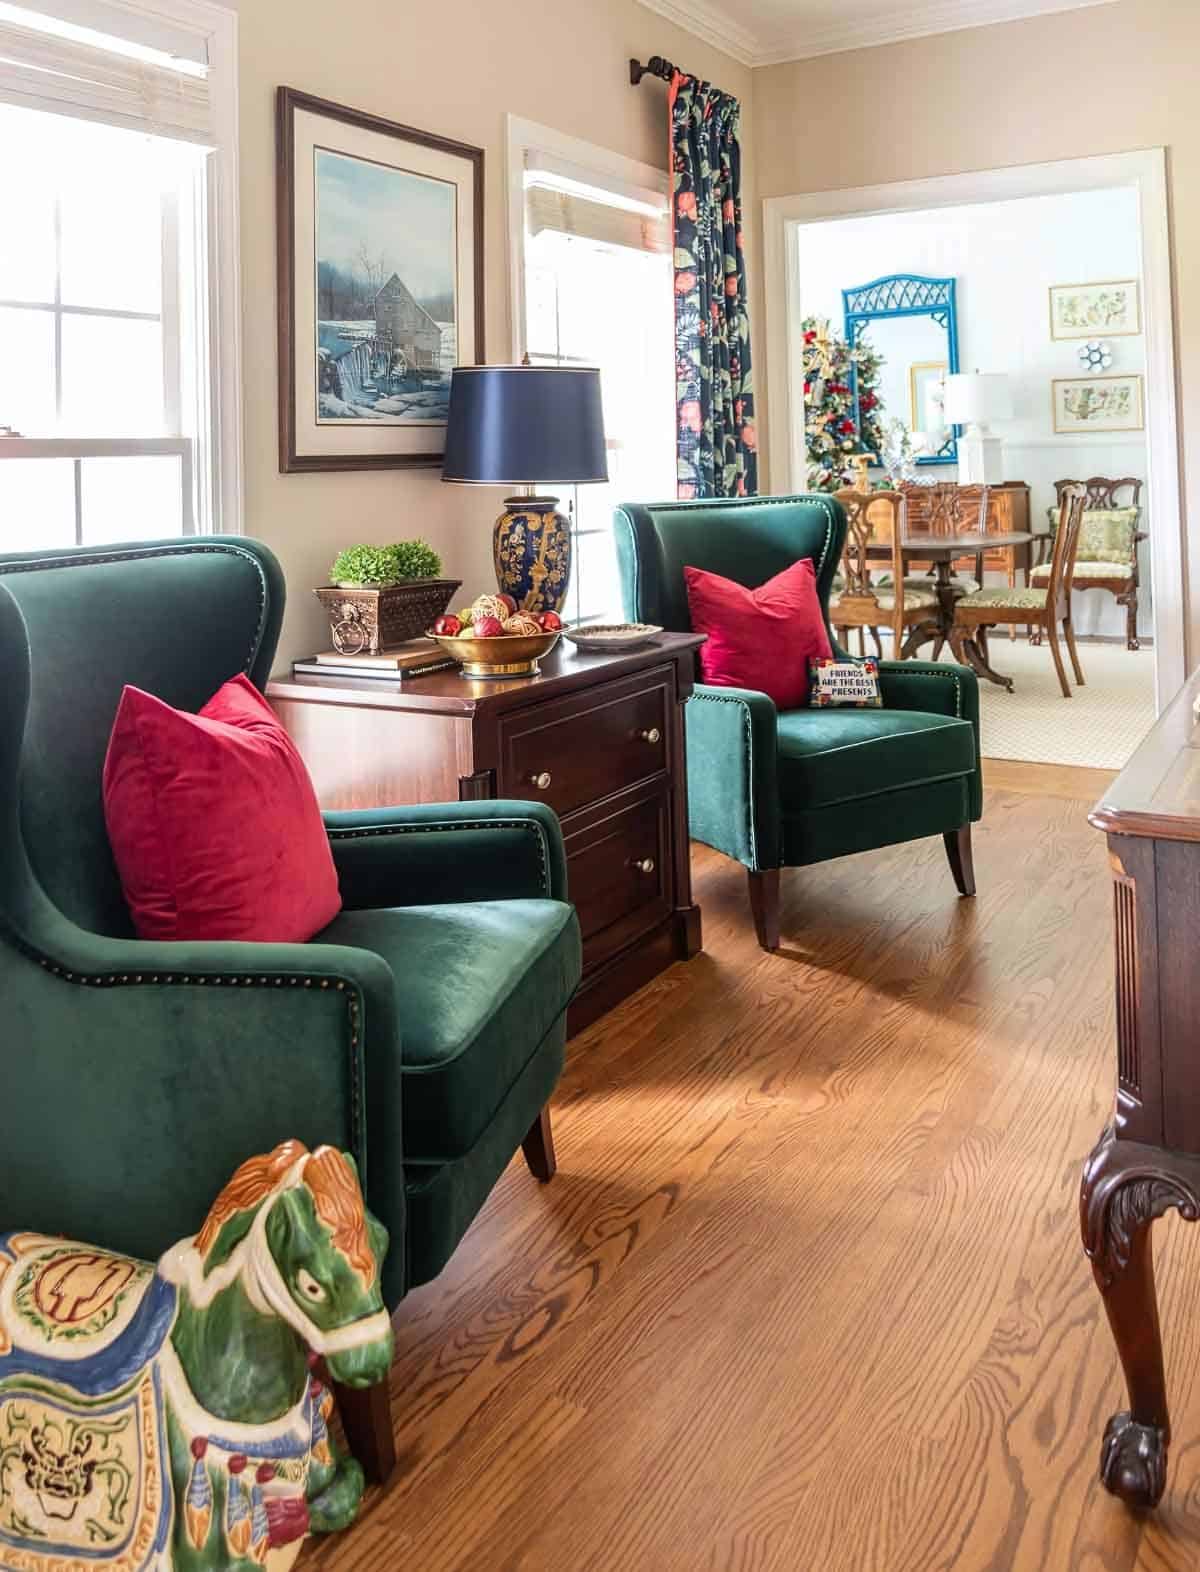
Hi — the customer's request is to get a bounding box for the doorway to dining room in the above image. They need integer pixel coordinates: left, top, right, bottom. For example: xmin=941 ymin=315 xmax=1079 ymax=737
xmin=763 ymin=152 xmax=1182 ymax=772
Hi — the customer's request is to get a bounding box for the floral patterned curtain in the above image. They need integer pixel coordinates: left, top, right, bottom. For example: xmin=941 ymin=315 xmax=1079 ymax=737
xmin=670 ymin=72 xmax=756 ymax=500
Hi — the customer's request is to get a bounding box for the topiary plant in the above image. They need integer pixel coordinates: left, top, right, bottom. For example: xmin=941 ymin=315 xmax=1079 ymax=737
xmin=390 ymin=539 xmax=442 ymax=580
xmin=330 ymin=544 xmax=403 ymax=586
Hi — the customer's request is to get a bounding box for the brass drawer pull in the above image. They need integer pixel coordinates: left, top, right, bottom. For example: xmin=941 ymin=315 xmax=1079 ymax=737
xmin=529 ymin=771 xmax=552 ymax=790
xmin=631 ymin=857 xmax=655 ymax=874
xmin=637 ymin=726 xmax=662 ymax=744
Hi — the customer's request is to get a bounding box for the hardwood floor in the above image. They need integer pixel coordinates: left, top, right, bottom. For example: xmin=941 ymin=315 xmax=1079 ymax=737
xmin=308 ymin=771 xmax=1200 ymax=1572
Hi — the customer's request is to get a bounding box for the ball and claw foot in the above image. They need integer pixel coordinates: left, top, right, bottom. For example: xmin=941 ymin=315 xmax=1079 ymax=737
xmin=1100 ymin=1411 xmax=1168 ymax=1509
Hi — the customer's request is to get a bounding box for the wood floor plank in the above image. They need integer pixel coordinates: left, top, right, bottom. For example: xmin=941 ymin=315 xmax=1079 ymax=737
xmin=306 ymin=773 xmax=1198 ymax=1571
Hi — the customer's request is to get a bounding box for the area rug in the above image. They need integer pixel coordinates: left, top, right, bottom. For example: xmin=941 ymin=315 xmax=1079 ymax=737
xmin=937 ymin=637 xmax=1156 ymax=769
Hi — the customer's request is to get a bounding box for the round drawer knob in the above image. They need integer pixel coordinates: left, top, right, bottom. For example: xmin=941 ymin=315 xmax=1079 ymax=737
xmin=530 ymin=770 xmax=553 ymax=790
xmin=631 ymin=857 xmax=655 ymax=874
xmin=638 ymin=727 xmax=662 ymax=744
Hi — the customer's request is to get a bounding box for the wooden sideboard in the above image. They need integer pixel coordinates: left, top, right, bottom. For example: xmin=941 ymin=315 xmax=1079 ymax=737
xmin=1080 ymin=665 xmax=1200 ymax=1508
xmin=268 ymin=633 xmax=706 ymax=1036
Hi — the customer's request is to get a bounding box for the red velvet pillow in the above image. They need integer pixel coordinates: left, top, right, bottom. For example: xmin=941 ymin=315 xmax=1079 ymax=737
xmin=684 ymin=558 xmax=832 ymax=708
xmin=103 ymin=673 xmax=341 ymax=943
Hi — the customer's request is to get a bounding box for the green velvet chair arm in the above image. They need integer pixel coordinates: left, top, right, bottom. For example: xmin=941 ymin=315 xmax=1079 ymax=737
xmin=1 ymin=911 xmax=406 ymax=1282
xmin=323 ymin=800 xmax=568 ymax=908
xmin=876 ymin=660 xmax=983 ymax=820
xmin=685 ymin=685 xmax=781 ymax=870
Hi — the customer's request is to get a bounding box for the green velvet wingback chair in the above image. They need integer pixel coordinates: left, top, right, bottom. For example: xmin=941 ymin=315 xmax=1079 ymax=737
xmin=615 ymin=494 xmax=983 ymax=950
xmin=0 ymin=537 xmax=581 ymax=1475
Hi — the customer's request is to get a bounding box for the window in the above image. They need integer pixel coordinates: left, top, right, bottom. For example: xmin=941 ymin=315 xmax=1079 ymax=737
xmin=517 ymin=133 xmax=674 ymax=623
xmin=0 ymin=0 xmax=240 ymax=549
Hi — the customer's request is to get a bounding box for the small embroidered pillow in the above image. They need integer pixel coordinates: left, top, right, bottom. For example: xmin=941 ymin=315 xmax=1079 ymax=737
xmin=809 ymin=658 xmax=882 ymax=708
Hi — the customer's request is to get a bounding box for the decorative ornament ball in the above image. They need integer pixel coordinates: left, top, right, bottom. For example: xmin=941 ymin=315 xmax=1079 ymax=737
xmin=502 ymin=613 xmax=542 ymax=636
xmin=497 ymin=592 xmax=517 ymax=614
xmin=536 ymin=611 xmax=563 ymax=632
xmin=473 ymin=615 xmax=504 ymax=638
xmin=455 ymin=606 xmax=475 ymax=626
xmin=432 ymin=614 xmax=461 ymax=637
xmin=470 ymin=593 xmax=510 ymax=624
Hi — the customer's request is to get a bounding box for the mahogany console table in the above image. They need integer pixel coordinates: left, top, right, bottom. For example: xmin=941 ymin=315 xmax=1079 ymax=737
xmin=268 ymin=633 xmax=705 ymax=1036
xmin=1081 ymin=664 xmax=1200 ymax=1507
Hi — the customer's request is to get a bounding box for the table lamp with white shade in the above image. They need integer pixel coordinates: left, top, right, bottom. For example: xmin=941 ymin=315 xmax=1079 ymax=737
xmin=943 ymin=372 xmax=1012 ymax=484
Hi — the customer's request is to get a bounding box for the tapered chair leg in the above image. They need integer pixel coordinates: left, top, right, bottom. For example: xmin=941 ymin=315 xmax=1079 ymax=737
xmin=521 ymin=1105 xmax=557 ymax=1182
xmin=748 ymin=868 xmax=781 ymax=951
xmin=944 ymin=825 xmax=976 ymax=897
xmin=334 ymin=1375 xmax=396 ymax=1485
xmin=1064 ymin=615 xmax=1086 ymax=685
xmin=1045 ymin=621 xmax=1072 ymax=699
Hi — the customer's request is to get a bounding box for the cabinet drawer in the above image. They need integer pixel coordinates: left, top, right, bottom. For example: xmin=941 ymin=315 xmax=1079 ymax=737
xmin=565 ymin=789 xmax=671 ymax=972
xmin=499 ymin=668 xmax=670 ymax=818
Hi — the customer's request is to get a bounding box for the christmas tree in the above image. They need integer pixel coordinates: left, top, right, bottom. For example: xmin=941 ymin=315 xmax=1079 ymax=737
xmin=801 ymin=318 xmax=885 ymax=492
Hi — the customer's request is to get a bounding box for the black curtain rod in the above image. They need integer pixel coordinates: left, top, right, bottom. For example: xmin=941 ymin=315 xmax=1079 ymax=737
xmin=629 ymin=55 xmax=678 ymax=86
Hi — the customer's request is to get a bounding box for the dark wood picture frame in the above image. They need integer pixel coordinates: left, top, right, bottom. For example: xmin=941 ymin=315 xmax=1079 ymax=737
xmin=276 ymin=86 xmax=485 ymax=474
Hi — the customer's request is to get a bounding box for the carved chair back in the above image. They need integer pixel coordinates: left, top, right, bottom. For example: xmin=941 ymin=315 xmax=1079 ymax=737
xmin=900 ymin=481 xmax=989 ymax=537
xmin=1046 ymin=484 xmax=1088 ymax=609
xmin=1055 ymin=476 xmax=1143 ymax=512
xmin=832 ymin=488 xmax=908 ymax=648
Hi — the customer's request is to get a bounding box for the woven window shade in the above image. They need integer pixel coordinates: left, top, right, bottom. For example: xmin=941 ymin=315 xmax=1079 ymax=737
xmin=0 ymin=9 xmax=212 ymax=142
xmin=524 ymin=150 xmax=669 ymax=256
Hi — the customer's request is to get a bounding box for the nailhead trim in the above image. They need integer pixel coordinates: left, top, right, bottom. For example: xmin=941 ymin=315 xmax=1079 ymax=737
xmin=688 ymin=691 xmax=762 ymax=868
xmin=879 ymin=665 xmax=967 ymax=719
xmin=31 ymin=954 xmax=364 ymax=1156
xmin=0 ymin=542 xmax=271 ymax=677
xmin=326 ymin=817 xmax=552 ymax=897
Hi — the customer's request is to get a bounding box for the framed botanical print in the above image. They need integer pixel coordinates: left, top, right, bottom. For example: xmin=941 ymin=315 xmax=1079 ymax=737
xmin=1049 ymin=280 xmax=1141 ymax=340
xmin=276 ymin=87 xmax=484 ymax=472
xmin=1052 ymin=374 xmax=1144 ymax=434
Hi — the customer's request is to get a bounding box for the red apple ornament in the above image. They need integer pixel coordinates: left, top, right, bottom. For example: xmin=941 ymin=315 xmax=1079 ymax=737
xmin=536 ymin=611 xmax=563 ymax=632
xmin=432 ymin=614 xmax=462 ymax=636
xmin=497 ymin=593 xmax=517 ymax=614
xmin=473 ymin=614 xmax=504 ymax=638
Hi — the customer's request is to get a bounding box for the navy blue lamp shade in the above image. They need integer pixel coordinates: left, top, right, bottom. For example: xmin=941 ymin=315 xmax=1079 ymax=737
xmin=441 ymin=365 xmax=608 ymax=485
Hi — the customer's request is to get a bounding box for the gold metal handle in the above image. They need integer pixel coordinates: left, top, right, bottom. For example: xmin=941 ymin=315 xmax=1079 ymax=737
xmin=637 ymin=726 xmax=662 ymax=745
xmin=631 ymin=857 xmax=655 ymax=874
xmin=529 ymin=771 xmax=552 ymax=790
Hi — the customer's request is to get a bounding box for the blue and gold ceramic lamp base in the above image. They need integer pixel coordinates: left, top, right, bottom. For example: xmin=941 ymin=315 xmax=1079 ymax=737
xmin=494 ymin=494 xmax=572 ymax=614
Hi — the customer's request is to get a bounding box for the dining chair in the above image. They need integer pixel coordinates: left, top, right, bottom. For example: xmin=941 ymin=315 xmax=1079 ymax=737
xmin=949 ymin=484 xmax=1088 ymax=697
xmin=1031 ymin=477 xmax=1146 ymax=651
xmin=831 ymin=488 xmax=940 ymax=661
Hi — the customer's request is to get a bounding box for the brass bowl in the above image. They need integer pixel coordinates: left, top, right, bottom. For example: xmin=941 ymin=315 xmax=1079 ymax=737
xmin=427 ymin=628 xmax=561 ymax=678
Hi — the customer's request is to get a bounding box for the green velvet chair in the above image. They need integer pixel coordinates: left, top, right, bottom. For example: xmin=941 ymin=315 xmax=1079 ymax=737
xmin=0 ymin=536 xmax=581 ymax=1477
xmin=615 ymin=494 xmax=983 ymax=950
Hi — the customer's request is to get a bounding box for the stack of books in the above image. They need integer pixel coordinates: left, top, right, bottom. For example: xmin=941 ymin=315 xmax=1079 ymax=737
xmin=292 ymin=639 xmax=456 ymax=682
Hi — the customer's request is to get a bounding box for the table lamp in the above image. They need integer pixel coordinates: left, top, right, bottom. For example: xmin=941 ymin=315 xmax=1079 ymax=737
xmin=943 ymin=372 xmax=1012 ymax=484
xmin=442 ymin=363 xmax=608 ymax=614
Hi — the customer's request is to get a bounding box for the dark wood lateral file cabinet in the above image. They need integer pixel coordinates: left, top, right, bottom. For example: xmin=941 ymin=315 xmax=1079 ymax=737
xmin=1081 ymin=662 xmax=1200 ymax=1508
xmin=267 ymin=633 xmax=705 ymax=1035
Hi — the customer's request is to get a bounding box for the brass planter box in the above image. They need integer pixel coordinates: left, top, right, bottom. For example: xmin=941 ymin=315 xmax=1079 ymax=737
xmin=315 ymin=578 xmax=461 ymax=655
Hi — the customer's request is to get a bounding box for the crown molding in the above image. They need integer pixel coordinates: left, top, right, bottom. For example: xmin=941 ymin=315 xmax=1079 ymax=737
xmin=631 ymin=0 xmax=760 ymax=68
xmin=636 ymin=0 xmax=1117 ymax=69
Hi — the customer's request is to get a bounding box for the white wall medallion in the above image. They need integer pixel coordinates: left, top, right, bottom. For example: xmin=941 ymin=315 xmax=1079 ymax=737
xmin=1077 ymin=339 xmax=1114 ymax=371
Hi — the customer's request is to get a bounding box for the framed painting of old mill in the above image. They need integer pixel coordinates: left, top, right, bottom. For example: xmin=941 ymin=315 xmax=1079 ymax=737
xmin=276 ymin=87 xmax=484 ymax=471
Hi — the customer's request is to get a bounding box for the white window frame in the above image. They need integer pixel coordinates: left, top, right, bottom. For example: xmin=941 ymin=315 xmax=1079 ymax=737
xmin=506 ymin=116 xmax=671 ymax=621
xmin=0 ymin=0 xmax=242 ymax=536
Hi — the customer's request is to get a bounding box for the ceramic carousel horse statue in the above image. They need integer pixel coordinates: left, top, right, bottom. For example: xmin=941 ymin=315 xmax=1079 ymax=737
xmin=0 ymin=1140 xmax=393 ymax=1571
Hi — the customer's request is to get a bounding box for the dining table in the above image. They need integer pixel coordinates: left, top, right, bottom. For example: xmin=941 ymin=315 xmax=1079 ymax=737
xmin=870 ymin=529 xmax=1038 ymax=690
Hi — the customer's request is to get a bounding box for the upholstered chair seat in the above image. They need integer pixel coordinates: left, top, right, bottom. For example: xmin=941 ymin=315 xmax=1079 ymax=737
xmin=1030 ymin=559 xmax=1129 ymax=581
xmin=955 ymin=585 xmax=1049 ymax=611
xmin=615 ymin=494 xmax=983 ymax=950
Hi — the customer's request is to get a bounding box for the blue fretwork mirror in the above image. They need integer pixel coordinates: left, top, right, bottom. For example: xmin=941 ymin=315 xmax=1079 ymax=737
xmin=842 ymin=274 xmax=960 ymax=466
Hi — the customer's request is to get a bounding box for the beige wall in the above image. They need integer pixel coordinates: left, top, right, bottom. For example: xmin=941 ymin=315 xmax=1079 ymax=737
xmin=753 ymin=0 xmax=1199 ymax=660
xmin=229 ymin=0 xmax=753 ymax=664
